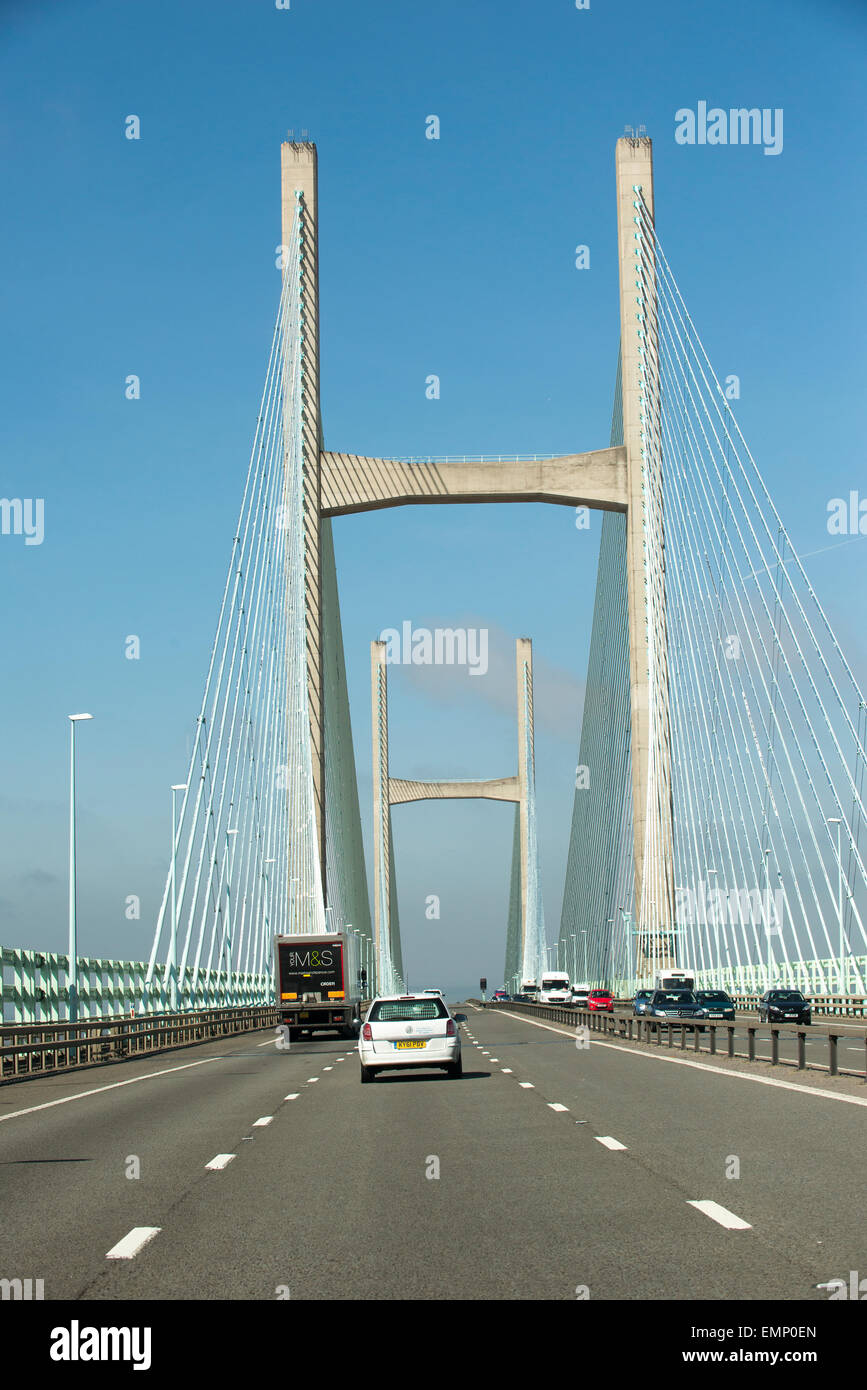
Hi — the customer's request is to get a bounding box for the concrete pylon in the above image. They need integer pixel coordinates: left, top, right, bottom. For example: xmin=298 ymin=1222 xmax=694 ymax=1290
xmin=515 ymin=637 xmax=534 ymax=981
xmin=371 ymin=638 xmax=540 ymax=990
xmin=281 ymin=140 xmax=327 ymax=898
xmin=615 ymin=136 xmax=675 ymax=970
xmin=371 ymin=641 xmax=391 ymax=992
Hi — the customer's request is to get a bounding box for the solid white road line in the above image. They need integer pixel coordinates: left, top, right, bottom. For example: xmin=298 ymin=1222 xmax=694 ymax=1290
xmin=0 ymin=1055 xmax=231 ymax=1125
xmin=205 ymin=1154 xmax=236 ymax=1171
xmin=548 ymin=1103 xmax=569 ymax=1112
xmin=253 ymin=1116 xmax=273 ymax=1127
xmin=495 ymin=1010 xmax=867 ymax=1109
xmin=595 ymin=1135 xmax=627 ymax=1151
xmin=688 ymin=1200 xmax=752 ymax=1230
xmin=106 ymin=1227 xmax=161 ymax=1260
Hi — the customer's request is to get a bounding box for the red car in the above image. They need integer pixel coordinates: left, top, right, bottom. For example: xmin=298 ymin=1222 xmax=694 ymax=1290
xmin=587 ymin=989 xmax=614 ymax=1012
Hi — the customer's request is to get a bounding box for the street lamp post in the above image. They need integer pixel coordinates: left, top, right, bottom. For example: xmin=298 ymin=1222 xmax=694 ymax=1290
xmin=67 ymin=714 xmax=94 ymax=1024
xmin=706 ymin=869 xmax=718 ymax=986
xmin=762 ymin=848 xmax=773 ymax=990
xmin=263 ymin=858 xmax=276 ymax=978
xmin=606 ymin=918 xmax=613 ymax=990
xmin=225 ymin=828 xmax=239 ymax=981
xmin=168 ymin=784 xmax=188 ymax=1011
xmin=620 ymin=908 xmax=632 ymax=994
xmin=827 ymin=817 xmax=845 ymax=994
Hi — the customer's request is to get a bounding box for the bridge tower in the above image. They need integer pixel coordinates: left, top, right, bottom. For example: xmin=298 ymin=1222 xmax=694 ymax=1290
xmin=371 ymin=637 xmax=546 ymax=994
xmin=615 ymin=136 xmax=676 ymax=974
xmin=279 ymin=135 xmax=675 ymax=979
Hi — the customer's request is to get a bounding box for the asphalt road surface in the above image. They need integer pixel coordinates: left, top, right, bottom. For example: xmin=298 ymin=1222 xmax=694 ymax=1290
xmin=1 ymin=1004 xmax=864 ymax=1300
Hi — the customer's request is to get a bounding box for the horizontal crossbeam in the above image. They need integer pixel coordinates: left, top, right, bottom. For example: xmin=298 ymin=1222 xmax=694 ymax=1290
xmin=320 ymin=448 xmax=627 ymax=517
xmin=389 ymin=776 xmax=520 ymax=805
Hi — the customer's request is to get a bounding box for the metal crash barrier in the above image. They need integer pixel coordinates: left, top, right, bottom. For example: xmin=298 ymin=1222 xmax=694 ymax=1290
xmin=0 ymin=1005 xmax=278 ymax=1083
xmin=485 ymin=999 xmax=867 ymax=1080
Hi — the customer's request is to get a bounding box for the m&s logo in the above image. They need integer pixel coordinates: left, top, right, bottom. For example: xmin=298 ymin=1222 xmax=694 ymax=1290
xmin=288 ymin=948 xmax=334 ymax=971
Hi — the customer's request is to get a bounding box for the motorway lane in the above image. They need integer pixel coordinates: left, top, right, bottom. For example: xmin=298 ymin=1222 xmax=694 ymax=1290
xmin=59 ymin=1015 xmax=840 ymax=1300
xmin=2 ymin=1009 xmax=862 ymax=1300
xmin=0 ymin=1028 xmax=350 ymax=1300
xmin=475 ymin=1006 xmax=867 ymax=1294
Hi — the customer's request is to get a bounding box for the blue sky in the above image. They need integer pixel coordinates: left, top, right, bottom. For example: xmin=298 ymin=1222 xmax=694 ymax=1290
xmin=1 ymin=0 xmax=865 ymax=996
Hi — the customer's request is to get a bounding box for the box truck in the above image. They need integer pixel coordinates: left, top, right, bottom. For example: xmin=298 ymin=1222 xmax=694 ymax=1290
xmin=274 ymin=933 xmax=364 ymax=1041
xmin=653 ymin=967 xmax=695 ymax=991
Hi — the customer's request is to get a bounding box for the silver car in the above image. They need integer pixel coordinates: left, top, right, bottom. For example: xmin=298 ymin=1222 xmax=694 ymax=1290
xmin=358 ymin=994 xmax=462 ymax=1082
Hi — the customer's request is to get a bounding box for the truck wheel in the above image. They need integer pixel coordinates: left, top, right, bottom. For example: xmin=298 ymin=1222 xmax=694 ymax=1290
xmin=360 ymin=1065 xmax=376 ymax=1084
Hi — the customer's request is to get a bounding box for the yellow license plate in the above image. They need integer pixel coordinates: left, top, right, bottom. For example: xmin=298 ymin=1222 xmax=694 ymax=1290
xmin=394 ymin=1040 xmax=426 ymax=1049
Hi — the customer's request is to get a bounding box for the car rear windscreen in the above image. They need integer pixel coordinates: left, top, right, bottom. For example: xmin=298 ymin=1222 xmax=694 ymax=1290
xmin=369 ymin=999 xmax=449 ymax=1022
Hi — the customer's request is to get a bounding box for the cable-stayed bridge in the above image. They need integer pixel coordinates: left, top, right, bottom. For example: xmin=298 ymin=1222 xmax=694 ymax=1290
xmin=4 ymin=133 xmax=866 ymax=1023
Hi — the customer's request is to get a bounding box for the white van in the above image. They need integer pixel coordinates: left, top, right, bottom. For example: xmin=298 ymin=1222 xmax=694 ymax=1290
xmin=538 ymin=971 xmax=571 ymax=1003
xmin=653 ymin=968 xmax=695 ymax=991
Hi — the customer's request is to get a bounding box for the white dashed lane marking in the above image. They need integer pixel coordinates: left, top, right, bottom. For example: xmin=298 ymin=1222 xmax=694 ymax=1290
xmin=106 ymin=1227 xmax=161 ymax=1260
xmin=501 ymin=1068 xmax=513 ymax=1073
xmin=519 ymin=1082 xmax=534 ymax=1089
xmin=284 ymin=1093 xmax=300 ymax=1100
xmin=595 ymin=1136 xmax=627 ymax=1151
xmin=253 ymin=1116 xmax=273 ymax=1127
xmin=688 ymin=1200 xmax=752 ymax=1231
xmin=548 ymin=1103 xmax=569 ymax=1112
xmin=205 ymin=1154 xmax=236 ymax=1171
xmin=307 ymin=1077 xmax=319 ymax=1083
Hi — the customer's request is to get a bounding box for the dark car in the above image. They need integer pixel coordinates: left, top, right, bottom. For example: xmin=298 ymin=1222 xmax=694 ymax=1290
xmin=759 ymin=989 xmax=811 ymax=1025
xmin=632 ymin=989 xmax=653 ymax=1017
xmin=512 ymin=992 xmax=533 ymax=1003
xmin=645 ymin=990 xmax=707 ymax=1028
xmin=695 ymin=989 xmax=736 ymax=1021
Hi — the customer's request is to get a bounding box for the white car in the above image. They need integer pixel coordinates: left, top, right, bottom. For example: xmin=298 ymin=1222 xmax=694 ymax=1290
xmin=358 ymin=994 xmax=462 ymax=1082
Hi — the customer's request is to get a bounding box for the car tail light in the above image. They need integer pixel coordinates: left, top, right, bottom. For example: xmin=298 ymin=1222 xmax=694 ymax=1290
xmin=362 ymin=1023 xmax=372 ymax=1041
xmin=446 ymin=1019 xmax=456 ymax=1036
